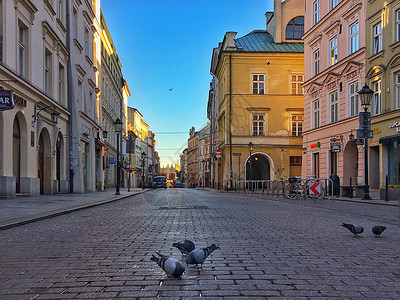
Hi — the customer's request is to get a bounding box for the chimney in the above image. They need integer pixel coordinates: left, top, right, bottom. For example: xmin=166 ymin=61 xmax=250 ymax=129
xmin=224 ymin=32 xmax=237 ymax=51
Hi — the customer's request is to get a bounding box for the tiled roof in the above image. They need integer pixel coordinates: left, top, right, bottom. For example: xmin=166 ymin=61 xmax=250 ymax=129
xmin=236 ymin=30 xmax=304 ymax=53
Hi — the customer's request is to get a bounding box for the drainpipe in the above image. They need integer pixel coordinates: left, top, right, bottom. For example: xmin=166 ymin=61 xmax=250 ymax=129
xmin=66 ymin=0 xmax=74 ymax=192
xmin=229 ymin=53 xmax=233 ymax=188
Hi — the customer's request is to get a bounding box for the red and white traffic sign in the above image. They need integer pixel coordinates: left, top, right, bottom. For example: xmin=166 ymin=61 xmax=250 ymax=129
xmin=309 ymin=182 xmax=321 ymax=195
xmin=216 ymin=151 xmax=221 ymax=158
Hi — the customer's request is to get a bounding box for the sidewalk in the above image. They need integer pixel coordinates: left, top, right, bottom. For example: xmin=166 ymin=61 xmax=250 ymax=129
xmin=0 ymin=188 xmax=149 ymax=230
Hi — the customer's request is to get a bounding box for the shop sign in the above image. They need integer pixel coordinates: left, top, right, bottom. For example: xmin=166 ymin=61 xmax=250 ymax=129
xmin=310 ymin=142 xmax=320 ymax=148
xmin=389 ymin=121 xmax=400 ymax=133
xmin=109 ymin=158 xmax=116 ymax=164
xmin=330 ymin=142 xmax=341 ymax=152
xmin=0 ymin=89 xmax=14 ymax=111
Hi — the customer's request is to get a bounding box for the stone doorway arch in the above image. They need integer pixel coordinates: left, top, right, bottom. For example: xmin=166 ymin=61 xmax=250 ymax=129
xmin=245 ymin=152 xmax=273 ymax=180
xmin=38 ymin=128 xmax=52 ymax=194
xmin=343 ymin=141 xmax=358 ymax=186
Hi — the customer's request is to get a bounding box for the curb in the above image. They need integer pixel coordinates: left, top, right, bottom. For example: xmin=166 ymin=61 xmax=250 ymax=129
xmin=0 ymin=189 xmax=150 ymax=230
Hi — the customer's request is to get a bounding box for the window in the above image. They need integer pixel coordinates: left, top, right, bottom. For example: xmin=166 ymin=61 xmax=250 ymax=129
xmin=313 ymin=50 xmax=320 ymax=76
xmin=286 ymin=16 xmax=304 ymax=40
xmin=312 ymin=99 xmax=320 ymax=128
xmin=313 ymin=1 xmax=320 ymax=25
xmin=329 ymin=91 xmax=338 ymax=123
xmin=44 ymin=49 xmax=52 ymax=95
xmin=84 ymin=27 xmax=89 ymax=56
xmin=330 ymin=0 xmax=338 ymax=10
xmin=252 ymin=74 xmax=265 ymax=95
xmin=397 ymin=10 xmax=400 ymax=42
xmin=73 ymin=8 xmax=78 ymax=39
xmin=290 ymin=156 xmax=302 ymax=165
xmin=58 ymin=64 xmax=64 ymax=104
xmin=350 ymin=22 xmax=359 ymax=54
xmin=349 ymin=82 xmax=359 ymax=117
xmin=329 ymin=37 xmax=338 ymax=65
xmin=396 ymin=73 xmax=400 ymax=109
xmin=291 ymin=115 xmax=303 ymax=136
xmin=18 ymin=23 xmax=28 ymax=78
xmin=373 ymin=23 xmax=382 ymax=54
xmin=373 ymin=80 xmax=382 ymax=115
xmin=291 ymin=75 xmax=304 ymax=95
xmin=252 ymin=114 xmax=264 ymax=136
xmin=57 ymin=0 xmax=64 ymax=23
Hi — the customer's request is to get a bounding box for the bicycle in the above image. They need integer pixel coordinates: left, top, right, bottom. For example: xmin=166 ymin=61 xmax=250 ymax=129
xmin=284 ymin=177 xmax=306 ymax=199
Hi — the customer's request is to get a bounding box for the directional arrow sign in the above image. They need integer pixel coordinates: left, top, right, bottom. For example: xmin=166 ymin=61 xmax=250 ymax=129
xmin=309 ymin=182 xmax=321 ymax=195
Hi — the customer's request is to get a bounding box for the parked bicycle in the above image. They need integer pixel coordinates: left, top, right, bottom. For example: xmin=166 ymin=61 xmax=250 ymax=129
xmin=284 ymin=177 xmax=324 ymax=200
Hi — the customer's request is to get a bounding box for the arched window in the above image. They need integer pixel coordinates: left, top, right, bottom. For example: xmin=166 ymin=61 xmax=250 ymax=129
xmin=286 ymin=16 xmax=304 ymax=40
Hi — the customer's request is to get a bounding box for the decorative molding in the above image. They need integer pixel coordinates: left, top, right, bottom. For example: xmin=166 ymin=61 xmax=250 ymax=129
xmin=246 ymin=107 xmax=271 ymax=112
xmin=44 ymin=0 xmax=56 ymax=17
xmin=323 ymin=19 xmax=340 ymax=34
xmin=56 ymin=18 xmax=67 ymax=33
xmin=83 ymin=10 xmax=92 ymax=25
xmin=88 ymin=78 xmax=96 ymax=89
xmin=75 ymin=64 xmax=87 ymax=77
xmin=14 ymin=0 xmax=38 ymax=23
xmin=73 ymin=39 xmax=83 ymax=53
xmin=307 ymin=32 xmax=322 ymax=47
xmin=42 ymin=21 xmax=58 ymax=49
xmin=342 ymin=0 xmax=362 ymax=20
xmin=85 ymin=55 xmax=93 ymax=66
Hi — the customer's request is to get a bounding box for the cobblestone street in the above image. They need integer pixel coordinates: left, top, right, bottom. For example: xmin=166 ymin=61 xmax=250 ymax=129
xmin=1 ymin=189 xmax=399 ymax=299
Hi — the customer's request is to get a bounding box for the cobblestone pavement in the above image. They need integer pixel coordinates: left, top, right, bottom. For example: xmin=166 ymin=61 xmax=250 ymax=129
xmin=0 ymin=189 xmax=399 ymax=299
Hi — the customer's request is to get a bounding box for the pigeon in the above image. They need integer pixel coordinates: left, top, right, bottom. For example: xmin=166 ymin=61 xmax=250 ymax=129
xmin=172 ymin=240 xmax=195 ymax=256
xmin=372 ymin=225 xmax=387 ymax=236
xmin=150 ymin=252 xmax=185 ymax=278
xmin=186 ymin=244 xmax=220 ymax=269
xmin=341 ymin=223 xmax=364 ymax=235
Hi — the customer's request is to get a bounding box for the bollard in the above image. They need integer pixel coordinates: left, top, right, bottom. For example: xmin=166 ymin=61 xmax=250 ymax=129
xmin=385 ymin=175 xmax=389 ymax=201
xmin=349 ymin=177 xmax=353 ymax=198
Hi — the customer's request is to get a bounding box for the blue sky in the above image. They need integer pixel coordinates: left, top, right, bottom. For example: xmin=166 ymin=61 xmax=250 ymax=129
xmin=101 ymin=0 xmax=274 ymax=166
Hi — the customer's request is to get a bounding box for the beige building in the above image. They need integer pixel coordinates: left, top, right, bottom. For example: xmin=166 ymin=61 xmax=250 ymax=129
xmin=0 ymin=0 xmax=70 ymax=197
xmin=365 ymin=0 xmax=400 ymax=188
xmin=302 ymin=0 xmax=367 ymax=190
xmin=187 ymin=127 xmax=199 ymax=187
xmin=210 ymin=0 xmax=305 ymax=189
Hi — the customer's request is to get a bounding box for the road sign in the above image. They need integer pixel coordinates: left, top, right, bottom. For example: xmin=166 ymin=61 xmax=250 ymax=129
xmin=330 ymin=142 xmax=341 ymax=152
xmin=357 ymin=129 xmax=373 ymax=139
xmin=359 ymin=112 xmax=371 ymax=130
xmin=216 ymin=151 xmax=221 ymax=158
xmin=309 ymin=182 xmax=321 ymax=195
xmin=109 ymin=158 xmax=116 ymax=164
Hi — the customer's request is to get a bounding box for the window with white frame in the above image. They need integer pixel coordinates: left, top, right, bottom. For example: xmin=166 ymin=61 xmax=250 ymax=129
xmin=312 ymin=99 xmax=320 ymax=128
xmin=329 ymin=37 xmax=338 ymax=65
xmin=58 ymin=64 xmax=64 ymax=104
xmin=330 ymin=0 xmax=338 ymax=10
xmin=73 ymin=8 xmax=78 ymax=39
xmin=84 ymin=27 xmax=89 ymax=56
xmin=252 ymin=74 xmax=265 ymax=95
xmin=397 ymin=10 xmax=400 ymax=42
xmin=350 ymin=22 xmax=359 ymax=54
xmin=395 ymin=73 xmax=400 ymax=109
xmin=18 ymin=22 xmax=28 ymax=78
xmin=291 ymin=75 xmax=303 ymax=95
xmin=252 ymin=114 xmax=264 ymax=136
xmin=329 ymin=91 xmax=339 ymax=123
xmin=373 ymin=23 xmax=382 ymax=54
xmin=57 ymin=0 xmax=64 ymax=23
xmin=313 ymin=0 xmax=320 ymax=25
xmin=313 ymin=50 xmax=320 ymax=76
xmin=291 ymin=115 xmax=303 ymax=136
xmin=349 ymin=82 xmax=359 ymax=117
xmin=373 ymin=80 xmax=382 ymax=115
xmin=44 ymin=49 xmax=52 ymax=96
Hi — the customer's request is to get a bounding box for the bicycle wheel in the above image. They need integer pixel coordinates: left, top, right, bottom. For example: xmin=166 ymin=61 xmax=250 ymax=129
xmin=284 ymin=183 xmax=298 ymax=199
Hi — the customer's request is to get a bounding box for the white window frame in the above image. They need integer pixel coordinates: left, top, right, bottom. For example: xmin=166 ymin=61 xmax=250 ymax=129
xmin=350 ymin=22 xmax=359 ymax=54
xmin=44 ymin=49 xmax=52 ymax=96
xmin=313 ymin=1 xmax=320 ymax=25
xmin=18 ymin=22 xmax=28 ymax=78
xmin=372 ymin=80 xmax=382 ymax=115
xmin=395 ymin=73 xmax=400 ymax=109
xmin=291 ymin=74 xmax=303 ymax=95
xmin=329 ymin=91 xmax=339 ymax=123
xmin=329 ymin=37 xmax=338 ymax=65
xmin=373 ymin=23 xmax=382 ymax=54
xmin=348 ymin=81 xmax=359 ymax=117
xmin=58 ymin=64 xmax=64 ymax=104
xmin=291 ymin=114 xmax=303 ymax=136
xmin=330 ymin=0 xmax=338 ymax=10
xmin=397 ymin=10 xmax=400 ymax=42
xmin=313 ymin=50 xmax=320 ymax=76
xmin=252 ymin=114 xmax=265 ymax=136
xmin=312 ymin=99 xmax=320 ymax=129
xmin=84 ymin=27 xmax=89 ymax=57
xmin=252 ymin=74 xmax=265 ymax=95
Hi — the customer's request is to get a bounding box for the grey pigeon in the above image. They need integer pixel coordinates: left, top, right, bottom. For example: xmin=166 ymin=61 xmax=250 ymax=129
xmin=150 ymin=252 xmax=185 ymax=278
xmin=186 ymin=244 xmax=220 ymax=269
xmin=172 ymin=240 xmax=195 ymax=256
xmin=372 ymin=225 xmax=387 ymax=236
xmin=341 ymin=223 xmax=364 ymax=235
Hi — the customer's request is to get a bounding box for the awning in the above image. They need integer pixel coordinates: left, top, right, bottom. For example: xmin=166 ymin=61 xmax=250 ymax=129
xmin=379 ymin=134 xmax=400 ymax=144
xmin=95 ymin=138 xmax=105 ymax=147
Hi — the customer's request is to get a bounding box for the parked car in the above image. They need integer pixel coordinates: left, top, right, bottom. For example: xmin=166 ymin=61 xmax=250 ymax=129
xmin=153 ymin=176 xmax=167 ymax=188
xmin=173 ymin=180 xmax=182 ymax=188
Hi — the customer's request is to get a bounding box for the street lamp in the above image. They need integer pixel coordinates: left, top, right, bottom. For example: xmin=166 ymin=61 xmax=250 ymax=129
xmin=202 ymin=159 xmax=205 ymax=188
xmin=357 ymin=84 xmax=373 ymax=200
xmin=113 ymin=118 xmax=123 ymax=195
xmin=141 ymin=151 xmax=146 ymax=190
xmin=248 ymin=142 xmax=253 ymax=181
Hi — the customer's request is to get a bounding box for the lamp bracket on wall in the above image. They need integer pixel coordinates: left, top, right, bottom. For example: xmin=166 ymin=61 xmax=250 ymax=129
xmin=32 ymin=103 xmax=60 ymax=125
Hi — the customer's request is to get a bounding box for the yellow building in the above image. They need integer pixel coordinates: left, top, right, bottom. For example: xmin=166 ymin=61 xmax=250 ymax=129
xmin=210 ymin=0 xmax=304 ymax=188
xmin=365 ymin=0 xmax=400 ymax=189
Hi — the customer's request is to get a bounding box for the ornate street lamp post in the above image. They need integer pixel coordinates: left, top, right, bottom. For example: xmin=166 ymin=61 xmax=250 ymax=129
xmin=113 ymin=118 xmax=123 ymax=195
xmin=248 ymin=142 xmax=253 ymax=181
xmin=141 ymin=151 xmax=146 ymax=190
xmin=357 ymin=84 xmax=373 ymax=200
